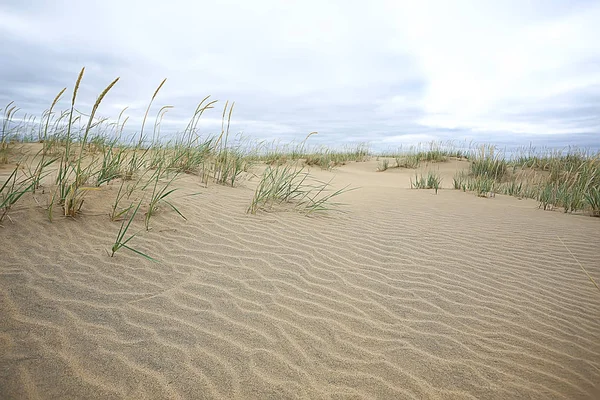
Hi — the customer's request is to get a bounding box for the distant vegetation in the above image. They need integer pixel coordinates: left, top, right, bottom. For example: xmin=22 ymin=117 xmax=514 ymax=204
xmin=452 ymin=145 xmax=600 ymax=216
xmin=249 ymin=136 xmax=370 ymax=170
xmin=378 ymin=141 xmax=469 ymax=170
xmin=376 ymin=140 xmax=599 ymax=217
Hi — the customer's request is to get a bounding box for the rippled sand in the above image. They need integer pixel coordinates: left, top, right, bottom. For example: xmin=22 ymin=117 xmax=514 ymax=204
xmin=1 ymin=160 xmax=599 ymax=399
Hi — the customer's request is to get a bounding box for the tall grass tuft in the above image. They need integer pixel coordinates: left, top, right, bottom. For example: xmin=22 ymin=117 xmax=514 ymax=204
xmin=387 ymin=141 xmax=464 ymax=169
xmin=63 ymin=76 xmax=120 ymax=217
xmin=411 ymin=172 xmax=442 ymax=194
xmin=95 ymin=137 xmax=125 ymax=186
xmin=126 ymin=78 xmax=167 ymax=179
xmin=247 ymin=164 xmax=352 ymax=214
xmin=143 ymin=164 xmax=186 ymax=231
xmin=32 ymin=87 xmax=66 ymax=191
xmin=111 ymin=199 xmax=156 ymax=261
xmin=584 ymin=186 xmax=600 ymax=217
xmin=377 ymin=159 xmax=389 ymax=172
xmin=0 ymin=162 xmax=36 ymax=223
xmin=470 ymin=145 xmax=507 ymax=181
xmin=1 ymin=102 xmax=20 ymax=164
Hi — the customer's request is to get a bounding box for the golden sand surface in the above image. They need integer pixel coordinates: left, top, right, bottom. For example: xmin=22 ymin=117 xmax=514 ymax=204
xmin=1 ymin=158 xmax=599 ymax=399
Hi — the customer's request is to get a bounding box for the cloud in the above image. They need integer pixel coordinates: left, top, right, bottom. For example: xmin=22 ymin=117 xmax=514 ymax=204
xmin=1 ymin=0 xmax=598 ymax=150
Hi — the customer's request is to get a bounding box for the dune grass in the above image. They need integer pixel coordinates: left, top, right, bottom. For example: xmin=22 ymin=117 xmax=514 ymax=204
xmin=469 ymin=145 xmax=508 ymax=181
xmin=248 ymin=134 xmax=369 ymax=170
xmin=379 ymin=141 xmax=468 ymax=170
xmin=247 ymin=163 xmax=353 ymax=214
xmin=377 ymin=159 xmax=390 ymax=172
xmin=410 ymin=172 xmax=442 ymax=194
xmin=0 ymin=162 xmax=36 ymax=223
xmin=142 ymin=165 xmax=186 ymax=231
xmin=450 ymin=144 xmax=600 ymax=215
xmin=1 ymin=102 xmax=21 ymax=164
xmin=304 ymin=144 xmax=370 ymax=170
xmin=110 ymin=199 xmax=156 ymax=261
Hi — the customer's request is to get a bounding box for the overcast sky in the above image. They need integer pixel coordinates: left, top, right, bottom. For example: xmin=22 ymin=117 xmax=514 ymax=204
xmin=1 ymin=0 xmax=599 ymax=150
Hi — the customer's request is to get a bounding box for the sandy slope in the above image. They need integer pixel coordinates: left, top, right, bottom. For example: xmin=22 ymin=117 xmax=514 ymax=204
xmin=1 ymin=160 xmax=599 ymax=399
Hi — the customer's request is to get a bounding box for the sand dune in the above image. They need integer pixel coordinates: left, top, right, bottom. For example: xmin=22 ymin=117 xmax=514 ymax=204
xmin=1 ymin=160 xmax=599 ymax=399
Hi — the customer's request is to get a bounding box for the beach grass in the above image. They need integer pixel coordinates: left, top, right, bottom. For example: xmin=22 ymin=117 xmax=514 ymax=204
xmin=410 ymin=171 xmax=442 ymax=194
xmin=447 ymin=144 xmax=600 ymax=214
xmin=0 ymin=162 xmax=36 ymax=223
xmin=110 ymin=199 xmax=156 ymax=261
xmin=378 ymin=141 xmax=469 ymax=170
xmin=247 ymin=163 xmax=352 ymax=214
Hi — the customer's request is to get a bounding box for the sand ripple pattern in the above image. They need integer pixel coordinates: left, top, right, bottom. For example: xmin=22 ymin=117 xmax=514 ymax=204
xmin=1 ymin=178 xmax=600 ymax=399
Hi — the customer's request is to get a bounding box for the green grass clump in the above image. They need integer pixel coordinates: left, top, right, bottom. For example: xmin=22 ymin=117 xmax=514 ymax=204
xmin=247 ymin=164 xmax=352 ymax=214
xmin=377 ymin=159 xmax=389 ymax=171
xmin=211 ymin=107 xmax=249 ymax=186
xmin=452 ymin=169 xmax=497 ymax=198
xmin=110 ymin=199 xmax=156 ymax=261
xmin=450 ymin=145 xmax=505 ymax=199
xmin=304 ymin=144 xmax=370 ymax=170
xmin=397 ymin=153 xmax=422 ymax=169
xmin=109 ymin=179 xmax=134 ymax=221
xmin=385 ymin=141 xmax=467 ymax=169
xmin=584 ymin=186 xmax=600 ymax=217
xmin=44 ymin=68 xmax=121 ymax=218
xmin=95 ymin=138 xmax=125 ymax=186
xmin=32 ymin=88 xmax=66 ymax=188
xmin=410 ymin=172 xmax=442 ymax=194
xmin=467 ymin=176 xmax=497 ymax=198
xmin=453 ymin=171 xmax=467 ymax=191
xmin=143 ymin=165 xmax=186 ymax=231
xmin=470 ymin=145 xmax=507 ymax=181
xmin=509 ymin=148 xmax=599 ymax=215
xmin=452 ymin=144 xmax=600 ymax=215
xmin=0 ymin=162 xmax=36 ymax=223
xmin=501 ymin=180 xmax=525 ymax=198
xmin=1 ymin=102 xmax=20 ymax=164
xmin=125 ymin=79 xmax=168 ymax=180
xmin=253 ymin=134 xmax=369 ymax=170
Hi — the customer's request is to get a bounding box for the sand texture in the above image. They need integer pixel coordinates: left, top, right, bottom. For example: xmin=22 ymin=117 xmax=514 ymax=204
xmin=1 ymin=160 xmax=600 ymax=399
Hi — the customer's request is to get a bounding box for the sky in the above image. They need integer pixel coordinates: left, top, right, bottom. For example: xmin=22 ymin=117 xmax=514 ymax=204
xmin=1 ymin=0 xmax=599 ymax=151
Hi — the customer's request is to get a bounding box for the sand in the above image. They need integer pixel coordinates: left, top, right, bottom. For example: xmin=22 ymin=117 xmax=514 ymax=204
xmin=1 ymin=159 xmax=599 ymax=399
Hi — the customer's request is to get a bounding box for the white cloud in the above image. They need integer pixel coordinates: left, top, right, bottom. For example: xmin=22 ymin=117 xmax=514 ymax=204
xmin=387 ymin=1 xmax=600 ymax=134
xmin=0 ymin=0 xmax=599 ymax=148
